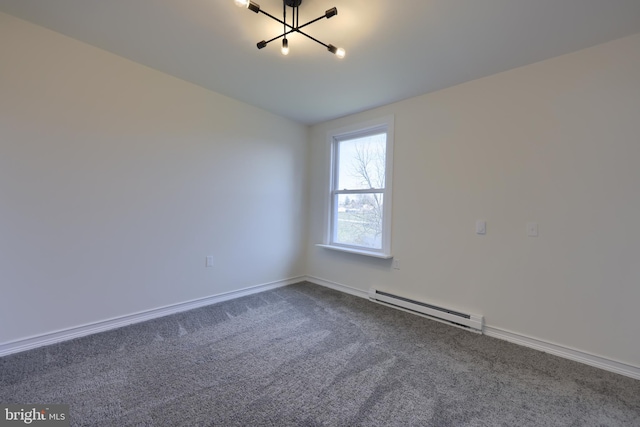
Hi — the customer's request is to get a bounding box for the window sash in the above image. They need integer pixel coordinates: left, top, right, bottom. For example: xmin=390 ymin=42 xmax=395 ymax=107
xmin=332 ymin=129 xmax=387 ymax=193
xmin=332 ymin=188 xmax=384 ymax=195
xmin=330 ymin=191 xmax=385 ymax=250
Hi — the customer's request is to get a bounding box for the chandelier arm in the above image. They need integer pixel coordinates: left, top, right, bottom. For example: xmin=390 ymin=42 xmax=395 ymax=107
xmin=262 ymin=29 xmax=296 ymax=46
xmin=294 ymin=29 xmax=330 ymax=49
xmin=257 ymin=8 xmax=325 ymax=32
xmin=295 ymin=14 xmax=329 ymax=32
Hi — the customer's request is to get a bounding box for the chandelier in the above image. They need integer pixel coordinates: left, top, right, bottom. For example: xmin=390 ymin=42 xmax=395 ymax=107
xmin=234 ymin=0 xmax=345 ymax=58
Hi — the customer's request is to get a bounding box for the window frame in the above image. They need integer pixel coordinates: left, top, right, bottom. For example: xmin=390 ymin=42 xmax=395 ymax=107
xmin=318 ymin=115 xmax=394 ymax=258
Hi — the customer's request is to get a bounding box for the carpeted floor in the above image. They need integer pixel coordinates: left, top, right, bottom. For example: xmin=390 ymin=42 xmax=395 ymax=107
xmin=1 ymin=282 xmax=639 ymax=426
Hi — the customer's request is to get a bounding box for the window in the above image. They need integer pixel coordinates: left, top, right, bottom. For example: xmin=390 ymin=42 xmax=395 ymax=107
xmin=319 ymin=116 xmax=394 ymax=258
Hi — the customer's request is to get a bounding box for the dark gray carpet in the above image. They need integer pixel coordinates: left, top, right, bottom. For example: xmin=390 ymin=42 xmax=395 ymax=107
xmin=1 ymin=282 xmax=639 ymax=426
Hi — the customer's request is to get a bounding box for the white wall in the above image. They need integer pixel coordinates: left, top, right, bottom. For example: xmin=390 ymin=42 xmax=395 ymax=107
xmin=308 ymin=33 xmax=640 ymax=368
xmin=0 ymin=12 xmax=308 ymax=344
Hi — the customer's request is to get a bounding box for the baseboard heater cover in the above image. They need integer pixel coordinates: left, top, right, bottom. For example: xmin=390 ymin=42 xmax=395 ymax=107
xmin=368 ymin=288 xmax=484 ymax=333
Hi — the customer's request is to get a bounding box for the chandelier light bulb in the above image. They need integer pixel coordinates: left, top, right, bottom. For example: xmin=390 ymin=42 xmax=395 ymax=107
xmin=234 ymin=0 xmax=249 ymax=7
xmin=328 ymin=44 xmax=345 ymax=58
xmin=281 ymin=38 xmax=290 ymax=55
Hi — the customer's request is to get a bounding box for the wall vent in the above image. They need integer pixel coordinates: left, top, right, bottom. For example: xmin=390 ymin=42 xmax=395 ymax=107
xmin=369 ymin=288 xmax=484 ymax=333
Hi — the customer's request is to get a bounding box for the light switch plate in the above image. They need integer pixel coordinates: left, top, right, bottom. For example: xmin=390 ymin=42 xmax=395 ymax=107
xmin=476 ymin=220 xmax=486 ymax=235
xmin=527 ymin=222 xmax=539 ymax=237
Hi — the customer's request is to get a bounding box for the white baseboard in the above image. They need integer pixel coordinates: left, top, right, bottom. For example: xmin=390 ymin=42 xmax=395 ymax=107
xmin=0 ymin=276 xmax=304 ymax=357
xmin=304 ymin=275 xmax=369 ymax=299
xmin=484 ymin=326 xmax=640 ymax=380
xmin=306 ymin=275 xmax=640 ymax=381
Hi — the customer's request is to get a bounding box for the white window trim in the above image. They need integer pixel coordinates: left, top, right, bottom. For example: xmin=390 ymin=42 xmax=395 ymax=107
xmin=317 ymin=115 xmax=394 ymax=258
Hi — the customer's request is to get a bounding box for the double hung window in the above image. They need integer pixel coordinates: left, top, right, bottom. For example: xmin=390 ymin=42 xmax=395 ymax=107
xmin=321 ymin=116 xmax=394 ymax=258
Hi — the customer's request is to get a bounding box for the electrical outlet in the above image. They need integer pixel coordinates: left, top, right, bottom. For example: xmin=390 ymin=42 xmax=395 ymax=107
xmin=476 ymin=220 xmax=486 ymax=235
xmin=393 ymin=259 xmax=400 ymax=270
xmin=527 ymin=222 xmax=539 ymax=237
xmin=206 ymin=256 xmax=214 ymax=267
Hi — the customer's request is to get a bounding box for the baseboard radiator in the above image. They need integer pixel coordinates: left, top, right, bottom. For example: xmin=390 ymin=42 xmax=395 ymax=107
xmin=368 ymin=288 xmax=484 ymax=333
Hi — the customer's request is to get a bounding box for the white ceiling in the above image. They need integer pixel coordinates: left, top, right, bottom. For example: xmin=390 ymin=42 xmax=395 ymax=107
xmin=1 ymin=0 xmax=640 ymax=124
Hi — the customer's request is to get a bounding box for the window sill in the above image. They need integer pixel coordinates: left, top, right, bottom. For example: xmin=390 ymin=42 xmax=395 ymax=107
xmin=316 ymin=244 xmax=393 ymax=259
